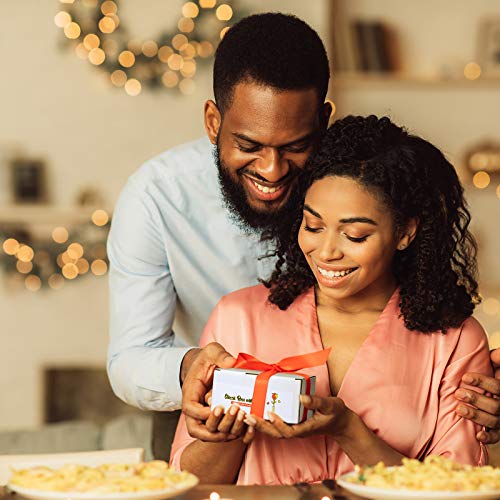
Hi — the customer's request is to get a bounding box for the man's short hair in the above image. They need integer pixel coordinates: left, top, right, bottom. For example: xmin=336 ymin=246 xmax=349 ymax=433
xmin=213 ymin=13 xmax=330 ymax=114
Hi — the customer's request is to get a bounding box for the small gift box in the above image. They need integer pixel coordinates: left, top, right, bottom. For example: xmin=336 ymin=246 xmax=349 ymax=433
xmin=211 ymin=348 xmax=331 ymax=424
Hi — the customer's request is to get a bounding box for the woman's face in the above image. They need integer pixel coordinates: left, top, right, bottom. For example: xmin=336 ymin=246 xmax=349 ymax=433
xmin=298 ymin=176 xmax=405 ymax=303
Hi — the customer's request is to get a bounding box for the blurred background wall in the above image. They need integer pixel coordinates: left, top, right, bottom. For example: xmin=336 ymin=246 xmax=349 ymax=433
xmin=0 ymin=0 xmax=499 ymax=435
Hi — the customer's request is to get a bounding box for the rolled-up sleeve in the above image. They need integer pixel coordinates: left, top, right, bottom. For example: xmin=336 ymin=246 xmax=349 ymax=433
xmin=107 ymin=176 xmax=192 ymax=411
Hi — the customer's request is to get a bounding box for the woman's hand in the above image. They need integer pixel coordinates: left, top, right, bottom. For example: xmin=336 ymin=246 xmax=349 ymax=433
xmin=243 ymin=394 xmax=354 ymax=439
xmin=205 ymin=403 xmax=255 ymax=444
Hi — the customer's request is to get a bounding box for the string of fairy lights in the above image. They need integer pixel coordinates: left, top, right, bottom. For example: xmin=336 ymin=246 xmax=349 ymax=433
xmin=0 ymin=209 xmax=110 ymax=291
xmin=54 ymin=0 xmax=242 ymax=96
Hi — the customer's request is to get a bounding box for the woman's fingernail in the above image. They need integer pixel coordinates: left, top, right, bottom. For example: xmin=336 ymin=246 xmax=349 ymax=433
xmin=456 ymin=405 xmax=469 ymax=417
xmin=455 ymin=389 xmax=468 ymax=401
xmin=237 ymin=410 xmax=245 ymax=421
xmin=463 ymin=374 xmax=475 ymax=385
xmin=300 ymin=395 xmax=311 ymax=405
xmin=244 ymin=415 xmax=257 ymax=426
xmin=229 ymin=404 xmax=239 ymax=416
xmin=267 ymin=411 xmax=275 ymax=422
xmin=207 ymin=397 xmax=212 ymax=406
xmin=214 ymin=406 xmax=223 ymax=417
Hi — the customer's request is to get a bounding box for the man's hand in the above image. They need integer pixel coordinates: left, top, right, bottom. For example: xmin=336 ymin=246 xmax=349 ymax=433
xmin=243 ymin=395 xmax=353 ymax=440
xmin=181 ymin=342 xmax=236 ymax=441
xmin=454 ymin=348 xmax=500 ymax=444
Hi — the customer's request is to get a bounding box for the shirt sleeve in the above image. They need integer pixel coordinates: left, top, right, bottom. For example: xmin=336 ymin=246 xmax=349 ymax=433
xmin=425 ymin=317 xmax=492 ymax=465
xmin=107 ymin=176 xmax=193 ymax=411
xmin=169 ymin=302 xmax=221 ymax=468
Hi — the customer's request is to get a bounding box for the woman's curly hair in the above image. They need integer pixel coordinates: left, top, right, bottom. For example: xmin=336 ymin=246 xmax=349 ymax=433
xmin=264 ymin=115 xmax=480 ymax=333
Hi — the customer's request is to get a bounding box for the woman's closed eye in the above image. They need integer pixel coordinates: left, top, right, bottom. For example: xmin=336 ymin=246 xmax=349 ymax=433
xmin=343 ymin=233 xmax=369 ymax=243
xmin=304 ymin=224 xmax=322 ymax=233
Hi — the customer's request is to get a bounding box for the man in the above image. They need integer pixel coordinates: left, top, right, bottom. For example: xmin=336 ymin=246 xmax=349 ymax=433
xmin=107 ymin=13 xmax=500 ymax=459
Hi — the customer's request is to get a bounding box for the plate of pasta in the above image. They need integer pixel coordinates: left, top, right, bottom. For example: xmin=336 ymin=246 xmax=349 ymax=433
xmin=337 ymin=456 xmax=500 ymax=500
xmin=7 ymin=461 xmax=198 ymax=500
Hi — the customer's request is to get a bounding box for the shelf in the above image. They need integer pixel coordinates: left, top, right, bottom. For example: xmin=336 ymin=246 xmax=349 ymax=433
xmin=0 ymin=205 xmax=111 ymax=225
xmin=332 ymin=73 xmax=500 ymax=89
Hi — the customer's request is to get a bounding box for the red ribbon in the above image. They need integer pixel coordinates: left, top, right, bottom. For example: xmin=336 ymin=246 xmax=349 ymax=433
xmin=233 ymin=347 xmax=331 ymax=418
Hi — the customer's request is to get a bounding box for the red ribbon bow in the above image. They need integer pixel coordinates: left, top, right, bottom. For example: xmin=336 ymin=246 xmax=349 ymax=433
xmin=233 ymin=347 xmax=331 ymax=418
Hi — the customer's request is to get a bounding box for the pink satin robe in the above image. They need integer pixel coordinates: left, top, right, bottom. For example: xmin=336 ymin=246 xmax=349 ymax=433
xmin=170 ymin=285 xmax=491 ymax=485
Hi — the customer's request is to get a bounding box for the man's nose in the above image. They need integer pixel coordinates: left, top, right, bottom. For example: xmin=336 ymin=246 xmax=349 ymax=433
xmin=254 ymin=148 xmax=289 ymax=183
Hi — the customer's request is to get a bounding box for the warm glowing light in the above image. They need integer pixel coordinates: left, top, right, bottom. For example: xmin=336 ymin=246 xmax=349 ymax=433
xmin=200 ymin=0 xmax=216 ymax=8
xmin=180 ymin=43 xmax=196 ymax=59
xmin=48 ymin=274 xmax=65 ymax=290
xmin=198 ymin=41 xmax=213 ymax=57
xmin=3 ymin=238 xmax=19 ymax=255
xmin=216 ymin=4 xmax=233 ymax=21
xmin=179 ymin=78 xmax=195 ymax=95
xmin=489 ymin=331 xmax=500 ymax=350
xmin=464 ymin=62 xmax=481 ymax=80
xmin=52 ymin=226 xmax=69 ymax=244
xmin=25 ymin=275 xmax=41 ymax=292
xmin=16 ymin=260 xmax=33 ymax=274
xmin=209 ymin=493 xmax=220 ymax=500
xmin=75 ymin=43 xmax=89 ymax=59
xmin=77 ymin=258 xmax=90 ymax=275
xmin=17 ymin=245 xmax=34 ymax=263
xmin=64 ymin=22 xmax=81 ymax=39
xmin=127 ymin=39 xmax=142 ymax=55
xmin=67 ymin=243 xmax=84 ymax=260
xmin=483 ymin=297 xmax=500 ymax=316
xmin=119 ymin=50 xmax=135 ymax=68
xmin=167 ymin=54 xmax=184 ymax=71
xmin=99 ymin=16 xmax=116 ymax=34
xmin=158 ymin=46 xmax=174 ymax=63
xmin=180 ymin=60 xmax=196 ymax=78
xmin=497 ymin=184 xmax=500 ymax=198
xmin=102 ymin=38 xmax=119 ymax=54
xmin=172 ymin=34 xmax=188 ymax=50
xmin=92 ymin=209 xmax=109 ymax=226
xmin=220 ymin=26 xmax=230 ymax=39
xmin=54 ymin=11 xmax=72 ymax=28
xmin=125 ymin=78 xmax=142 ymax=96
xmin=178 ymin=17 xmax=195 ymax=33
xmin=469 ymin=152 xmax=488 ymax=171
xmin=91 ymin=259 xmax=108 ymax=275
xmin=61 ymin=252 xmax=74 ymax=265
xmin=101 ymin=0 xmax=117 ymax=15
xmin=111 ymin=70 xmax=127 ymax=86
xmin=162 ymin=71 xmax=179 ymax=88
xmin=182 ymin=2 xmax=199 ymax=18
xmin=326 ymin=99 xmax=336 ymax=117
xmin=62 ymin=263 xmax=79 ymax=279
xmin=57 ymin=253 xmax=64 ymax=268
xmin=59 ymin=0 xmax=75 ymax=3
xmin=88 ymin=47 xmax=106 ymax=65
xmin=142 ymin=40 xmax=159 ymax=57
xmin=472 ymin=171 xmax=491 ymax=189
xmin=83 ymin=33 xmax=100 ymax=50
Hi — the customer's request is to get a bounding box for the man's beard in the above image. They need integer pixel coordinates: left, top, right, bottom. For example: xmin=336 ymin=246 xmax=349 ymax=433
xmin=214 ymin=146 xmax=297 ymax=233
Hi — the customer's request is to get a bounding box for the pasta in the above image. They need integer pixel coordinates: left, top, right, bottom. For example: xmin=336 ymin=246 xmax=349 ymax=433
xmin=9 ymin=461 xmax=195 ymax=493
xmin=348 ymin=456 xmax=500 ymax=491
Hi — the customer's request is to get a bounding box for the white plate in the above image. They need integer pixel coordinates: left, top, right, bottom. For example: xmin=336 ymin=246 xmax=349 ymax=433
xmin=7 ymin=474 xmax=199 ymax=500
xmin=337 ymin=471 xmax=500 ymax=500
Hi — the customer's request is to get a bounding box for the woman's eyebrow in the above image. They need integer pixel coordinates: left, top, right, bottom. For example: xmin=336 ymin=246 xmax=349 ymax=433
xmin=303 ymin=204 xmax=322 ymax=219
xmin=339 ymin=217 xmax=378 ymax=226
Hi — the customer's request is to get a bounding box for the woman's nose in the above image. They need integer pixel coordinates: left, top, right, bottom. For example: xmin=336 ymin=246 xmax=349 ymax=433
xmin=318 ymin=235 xmax=343 ymax=261
xmin=254 ymin=148 xmax=289 ymax=183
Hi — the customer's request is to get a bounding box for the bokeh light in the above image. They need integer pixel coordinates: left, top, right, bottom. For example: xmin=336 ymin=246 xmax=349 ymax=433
xmin=91 ymin=259 xmax=108 ymax=276
xmin=472 ymin=171 xmax=491 ymax=189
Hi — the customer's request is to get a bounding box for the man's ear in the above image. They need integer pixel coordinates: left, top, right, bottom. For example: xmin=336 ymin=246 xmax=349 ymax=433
xmin=204 ymin=100 xmax=221 ymax=145
xmin=397 ymin=217 xmax=419 ymax=251
xmin=321 ymin=100 xmax=333 ymax=128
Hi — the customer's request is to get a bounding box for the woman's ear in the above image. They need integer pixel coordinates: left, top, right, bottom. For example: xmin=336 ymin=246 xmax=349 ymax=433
xmin=397 ymin=217 xmax=419 ymax=251
xmin=204 ymin=100 xmax=221 ymax=145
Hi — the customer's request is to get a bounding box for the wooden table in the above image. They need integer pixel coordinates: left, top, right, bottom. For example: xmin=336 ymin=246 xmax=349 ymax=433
xmin=1 ymin=484 xmax=364 ymax=499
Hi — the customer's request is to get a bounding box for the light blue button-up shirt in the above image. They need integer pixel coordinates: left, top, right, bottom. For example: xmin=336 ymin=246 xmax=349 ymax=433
xmin=107 ymin=137 xmax=276 ymax=411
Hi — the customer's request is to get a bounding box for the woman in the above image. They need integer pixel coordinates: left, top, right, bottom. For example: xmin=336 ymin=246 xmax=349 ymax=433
xmin=170 ymin=115 xmax=492 ymax=484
